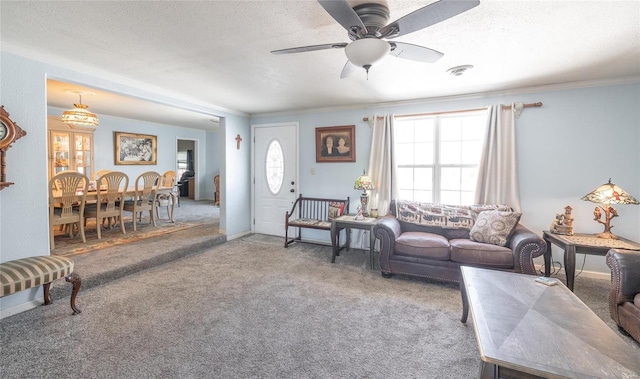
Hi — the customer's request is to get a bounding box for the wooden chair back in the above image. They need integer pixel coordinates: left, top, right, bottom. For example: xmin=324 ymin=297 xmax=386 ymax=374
xmin=48 ymin=171 xmax=89 ymax=249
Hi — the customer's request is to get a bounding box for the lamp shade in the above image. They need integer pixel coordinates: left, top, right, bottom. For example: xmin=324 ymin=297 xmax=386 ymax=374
xmin=581 ymin=179 xmax=639 ymax=205
xmin=354 ymin=174 xmax=375 ymax=191
xmin=345 ymin=38 xmax=390 ymax=69
xmin=61 ymin=94 xmax=99 ymax=129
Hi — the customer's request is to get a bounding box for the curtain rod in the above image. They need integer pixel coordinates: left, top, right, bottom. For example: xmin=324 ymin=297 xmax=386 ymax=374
xmin=362 ymin=102 xmax=542 ymax=121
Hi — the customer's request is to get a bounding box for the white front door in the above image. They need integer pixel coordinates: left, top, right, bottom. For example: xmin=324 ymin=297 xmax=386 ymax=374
xmin=253 ymin=123 xmax=298 ymax=236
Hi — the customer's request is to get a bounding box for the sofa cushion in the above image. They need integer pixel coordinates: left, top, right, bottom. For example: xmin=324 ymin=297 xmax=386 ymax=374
xmin=635 ymin=293 xmax=640 ymax=308
xmin=450 ymin=239 xmax=514 ymax=268
xmin=469 ymin=210 xmax=522 ymax=247
xmin=395 ymin=232 xmax=451 ymax=260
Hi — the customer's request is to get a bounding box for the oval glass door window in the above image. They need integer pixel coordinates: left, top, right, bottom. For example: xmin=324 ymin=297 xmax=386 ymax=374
xmin=266 ymin=139 xmax=284 ymax=194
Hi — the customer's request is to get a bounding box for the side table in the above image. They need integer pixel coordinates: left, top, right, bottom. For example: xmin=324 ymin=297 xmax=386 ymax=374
xmin=543 ymin=230 xmax=640 ymax=291
xmin=330 ymin=215 xmax=378 ymax=269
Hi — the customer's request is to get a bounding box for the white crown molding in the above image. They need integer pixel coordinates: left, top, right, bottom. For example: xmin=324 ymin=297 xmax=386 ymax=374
xmin=251 ymin=76 xmax=640 ymax=119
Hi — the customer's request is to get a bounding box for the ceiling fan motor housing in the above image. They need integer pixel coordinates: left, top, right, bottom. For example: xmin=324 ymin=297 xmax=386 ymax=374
xmin=352 ymin=3 xmax=390 ymax=38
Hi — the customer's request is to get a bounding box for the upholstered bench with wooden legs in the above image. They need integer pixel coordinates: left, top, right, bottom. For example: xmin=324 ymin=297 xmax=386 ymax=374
xmin=0 ymin=256 xmax=81 ymax=315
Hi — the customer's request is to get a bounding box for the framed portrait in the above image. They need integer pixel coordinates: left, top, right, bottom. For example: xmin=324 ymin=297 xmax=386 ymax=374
xmin=114 ymin=132 xmax=157 ymax=165
xmin=315 ymin=125 xmax=355 ymax=163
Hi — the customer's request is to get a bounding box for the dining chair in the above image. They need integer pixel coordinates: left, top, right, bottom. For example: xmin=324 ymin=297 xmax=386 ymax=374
xmin=154 ymin=170 xmax=177 ymax=222
xmin=94 ymin=169 xmax=111 ymax=188
xmin=123 ymin=171 xmax=161 ymax=231
xmin=84 ymin=171 xmax=129 ymax=239
xmin=49 ymin=171 xmax=89 ymax=250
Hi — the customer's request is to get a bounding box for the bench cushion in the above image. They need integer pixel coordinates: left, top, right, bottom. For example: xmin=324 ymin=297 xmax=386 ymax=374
xmin=0 ymin=256 xmax=74 ymax=297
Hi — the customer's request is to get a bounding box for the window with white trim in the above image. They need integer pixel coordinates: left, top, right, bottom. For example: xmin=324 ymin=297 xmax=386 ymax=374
xmin=394 ymin=111 xmax=487 ymax=205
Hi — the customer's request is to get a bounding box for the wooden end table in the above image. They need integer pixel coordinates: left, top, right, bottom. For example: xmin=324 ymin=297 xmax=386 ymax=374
xmin=543 ymin=231 xmax=640 ymax=291
xmin=330 ymin=215 xmax=378 ymax=269
xmin=460 ymin=266 xmax=640 ymax=378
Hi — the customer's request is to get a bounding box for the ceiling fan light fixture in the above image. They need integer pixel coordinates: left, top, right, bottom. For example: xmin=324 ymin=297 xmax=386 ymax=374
xmin=345 ymin=38 xmax=390 ymax=71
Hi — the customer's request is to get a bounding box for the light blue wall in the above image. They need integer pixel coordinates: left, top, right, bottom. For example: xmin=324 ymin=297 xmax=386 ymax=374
xmin=252 ymin=82 xmax=640 ymax=274
xmin=0 ymin=51 xmax=251 ymax=314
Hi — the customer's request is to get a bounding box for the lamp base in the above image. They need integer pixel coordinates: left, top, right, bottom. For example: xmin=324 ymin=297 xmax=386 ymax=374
xmin=596 ymin=231 xmax=618 ymax=239
xmin=360 ymin=192 xmax=369 ymax=217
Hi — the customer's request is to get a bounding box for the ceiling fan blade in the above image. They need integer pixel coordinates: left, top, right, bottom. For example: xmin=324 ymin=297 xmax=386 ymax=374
xmin=318 ymin=0 xmax=367 ymax=35
xmin=271 ymin=43 xmax=347 ymax=55
xmin=340 ymin=61 xmax=357 ymax=79
xmin=381 ymin=0 xmax=480 ymax=39
xmin=389 ymin=42 xmax=443 ymax=63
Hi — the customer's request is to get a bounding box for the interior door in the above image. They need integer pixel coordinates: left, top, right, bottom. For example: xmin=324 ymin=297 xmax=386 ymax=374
xmin=253 ymin=123 xmax=298 ymax=236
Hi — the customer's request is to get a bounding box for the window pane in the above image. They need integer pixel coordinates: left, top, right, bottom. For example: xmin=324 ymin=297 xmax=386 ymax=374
xmin=440 ymin=118 xmax=461 ymax=140
xmin=414 ymin=190 xmax=433 ymax=202
xmin=396 ymin=143 xmax=415 ymax=165
xmin=461 ymin=167 xmax=478 ymax=192
xmin=440 ymin=141 xmax=461 ymax=164
xmin=441 ymin=167 xmax=461 ymax=191
xmin=414 ymin=119 xmax=435 ymax=142
xmin=395 ymin=122 xmax=415 ymax=143
xmin=461 ymin=141 xmax=482 ymax=164
xmin=460 ymin=191 xmax=476 ymax=205
xmin=266 ymin=140 xmax=284 ymax=194
xmin=398 ymin=189 xmax=413 ymax=200
xmin=397 ymin=167 xmax=414 ymax=190
xmin=441 ymin=190 xmax=461 ymax=205
xmin=414 ymin=142 xmax=434 ymax=164
xmin=414 ymin=168 xmax=432 ymax=190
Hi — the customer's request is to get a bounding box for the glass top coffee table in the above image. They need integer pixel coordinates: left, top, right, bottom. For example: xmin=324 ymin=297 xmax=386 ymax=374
xmin=460 ymin=266 xmax=640 ymax=378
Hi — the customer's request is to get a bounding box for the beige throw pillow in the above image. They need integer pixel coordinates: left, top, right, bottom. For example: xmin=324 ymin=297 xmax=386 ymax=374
xmin=469 ymin=210 xmax=521 ymax=247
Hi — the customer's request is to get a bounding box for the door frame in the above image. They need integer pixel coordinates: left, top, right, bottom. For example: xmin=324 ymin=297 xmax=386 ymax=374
xmin=251 ymin=121 xmax=299 ymax=234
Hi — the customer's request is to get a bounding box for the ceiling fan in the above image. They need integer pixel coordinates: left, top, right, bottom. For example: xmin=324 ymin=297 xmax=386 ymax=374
xmin=271 ymin=0 xmax=480 ymax=78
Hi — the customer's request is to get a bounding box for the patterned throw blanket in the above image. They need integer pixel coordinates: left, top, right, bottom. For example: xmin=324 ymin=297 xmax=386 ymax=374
xmin=395 ymin=200 xmax=512 ymax=230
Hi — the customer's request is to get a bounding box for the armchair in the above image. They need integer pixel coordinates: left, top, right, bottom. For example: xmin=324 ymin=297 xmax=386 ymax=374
xmin=606 ymin=249 xmax=640 ymax=343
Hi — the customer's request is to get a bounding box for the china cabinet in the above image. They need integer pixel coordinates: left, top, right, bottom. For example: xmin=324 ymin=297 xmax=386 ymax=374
xmin=48 ymin=116 xmax=94 ymax=180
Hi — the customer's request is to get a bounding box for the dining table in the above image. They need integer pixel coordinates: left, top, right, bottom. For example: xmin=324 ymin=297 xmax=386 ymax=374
xmin=50 ymin=185 xmax=177 ymax=222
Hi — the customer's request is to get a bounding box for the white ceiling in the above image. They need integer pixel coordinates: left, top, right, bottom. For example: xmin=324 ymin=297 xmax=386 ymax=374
xmin=1 ymin=1 xmax=639 ymax=130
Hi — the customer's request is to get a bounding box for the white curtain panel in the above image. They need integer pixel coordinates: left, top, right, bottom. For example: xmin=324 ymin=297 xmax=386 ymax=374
xmin=367 ymin=114 xmax=398 ymax=216
xmin=474 ymin=104 xmax=522 ymax=211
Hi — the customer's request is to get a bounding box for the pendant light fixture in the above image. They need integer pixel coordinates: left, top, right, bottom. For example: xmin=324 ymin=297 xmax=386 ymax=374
xmin=61 ymin=91 xmax=99 ymax=128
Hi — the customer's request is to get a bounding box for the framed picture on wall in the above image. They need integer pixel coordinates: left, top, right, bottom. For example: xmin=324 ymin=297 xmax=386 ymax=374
xmin=114 ymin=132 xmax=157 ymax=165
xmin=315 ymin=125 xmax=355 ymax=163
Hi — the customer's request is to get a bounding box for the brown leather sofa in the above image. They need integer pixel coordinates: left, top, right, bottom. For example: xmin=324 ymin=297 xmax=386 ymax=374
xmin=606 ymin=249 xmax=640 ymax=343
xmin=373 ymin=201 xmax=547 ymax=283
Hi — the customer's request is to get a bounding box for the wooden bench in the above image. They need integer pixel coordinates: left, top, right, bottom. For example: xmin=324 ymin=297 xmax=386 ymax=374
xmin=0 ymin=256 xmax=81 ymax=315
xmin=284 ymin=195 xmax=349 ymax=248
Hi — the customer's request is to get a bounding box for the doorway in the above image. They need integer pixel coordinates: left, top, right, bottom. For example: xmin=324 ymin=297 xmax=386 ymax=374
xmin=177 ymin=139 xmax=197 ymax=199
xmin=252 ymin=122 xmax=299 ymax=236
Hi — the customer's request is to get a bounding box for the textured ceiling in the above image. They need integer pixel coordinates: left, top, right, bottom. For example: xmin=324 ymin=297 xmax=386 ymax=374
xmin=1 ymin=1 xmax=639 ymax=130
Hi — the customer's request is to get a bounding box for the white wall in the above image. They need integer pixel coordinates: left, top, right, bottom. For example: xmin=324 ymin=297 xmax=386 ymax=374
xmin=251 ymin=82 xmax=640 ymax=275
xmin=0 ymin=51 xmax=251 ymax=315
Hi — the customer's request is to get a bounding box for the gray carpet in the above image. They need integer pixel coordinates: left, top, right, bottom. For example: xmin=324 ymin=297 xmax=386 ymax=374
xmin=1 ymin=236 xmax=638 ymax=378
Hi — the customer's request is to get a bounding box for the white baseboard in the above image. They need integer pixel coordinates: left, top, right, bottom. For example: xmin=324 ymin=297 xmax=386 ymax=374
xmin=0 ymin=298 xmax=42 ymax=320
xmin=227 ymin=230 xmax=252 ymax=240
xmin=534 ymin=263 xmax=609 ymax=281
